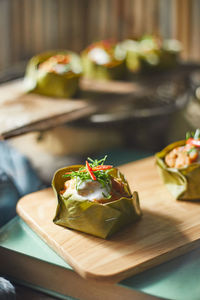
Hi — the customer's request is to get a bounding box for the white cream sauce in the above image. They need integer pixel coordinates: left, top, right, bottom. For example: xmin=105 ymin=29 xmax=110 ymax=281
xmin=88 ymin=48 xmax=111 ymax=65
xmin=63 ymin=178 xmax=111 ymax=202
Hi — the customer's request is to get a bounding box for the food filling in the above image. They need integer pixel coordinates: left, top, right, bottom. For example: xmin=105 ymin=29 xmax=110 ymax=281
xmin=39 ymin=54 xmax=72 ymax=74
xmin=61 ymin=156 xmax=130 ymax=203
xmin=86 ymin=40 xmax=123 ymax=67
xmin=165 ymin=129 xmax=200 ymax=169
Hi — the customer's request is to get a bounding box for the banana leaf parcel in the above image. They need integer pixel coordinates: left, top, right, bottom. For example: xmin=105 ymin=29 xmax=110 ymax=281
xmin=81 ymin=41 xmax=126 ymax=81
xmin=156 ymin=140 xmax=200 ymax=200
xmin=52 ymin=165 xmax=142 ymax=239
xmin=24 ymin=51 xmax=82 ymax=98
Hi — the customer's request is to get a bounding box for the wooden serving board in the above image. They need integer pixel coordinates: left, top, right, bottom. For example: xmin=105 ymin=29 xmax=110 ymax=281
xmin=17 ymin=157 xmax=200 ymax=283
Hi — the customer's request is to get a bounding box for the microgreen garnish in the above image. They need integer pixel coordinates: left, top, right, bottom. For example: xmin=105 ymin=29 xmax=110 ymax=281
xmin=87 ymin=155 xmax=108 ymax=166
xmin=194 ymin=129 xmax=200 ymax=140
xmin=102 ymin=192 xmax=112 ymax=199
xmin=186 ymin=129 xmax=200 ymax=148
xmin=186 ymin=129 xmax=200 ymax=140
xmin=186 ymin=131 xmax=192 ymax=140
xmin=63 ymin=156 xmax=113 ymax=196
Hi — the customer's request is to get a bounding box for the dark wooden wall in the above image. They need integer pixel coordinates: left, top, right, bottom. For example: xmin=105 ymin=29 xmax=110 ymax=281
xmin=0 ymin=0 xmax=200 ymax=71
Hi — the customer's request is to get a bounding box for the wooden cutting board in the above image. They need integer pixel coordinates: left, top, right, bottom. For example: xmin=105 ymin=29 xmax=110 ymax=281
xmin=17 ymin=157 xmax=200 ymax=283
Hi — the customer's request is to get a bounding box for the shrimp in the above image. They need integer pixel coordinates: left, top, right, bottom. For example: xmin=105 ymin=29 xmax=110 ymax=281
xmin=165 ymin=145 xmax=199 ymax=168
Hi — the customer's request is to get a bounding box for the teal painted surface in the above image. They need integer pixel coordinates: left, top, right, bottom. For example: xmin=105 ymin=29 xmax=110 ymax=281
xmin=122 ymin=247 xmax=200 ymax=300
xmin=6 ymin=276 xmax=75 ymax=300
xmin=1 ymin=217 xmax=200 ymax=300
xmin=0 ymin=217 xmax=72 ymax=269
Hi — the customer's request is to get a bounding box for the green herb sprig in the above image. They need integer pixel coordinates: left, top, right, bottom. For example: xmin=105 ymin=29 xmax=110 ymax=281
xmin=63 ymin=156 xmax=113 ymax=195
xmin=186 ymin=129 xmax=200 ymax=140
xmin=87 ymin=155 xmax=108 ymax=167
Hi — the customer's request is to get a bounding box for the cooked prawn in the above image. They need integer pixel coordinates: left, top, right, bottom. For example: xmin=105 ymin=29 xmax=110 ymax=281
xmin=165 ymin=145 xmax=199 ymax=168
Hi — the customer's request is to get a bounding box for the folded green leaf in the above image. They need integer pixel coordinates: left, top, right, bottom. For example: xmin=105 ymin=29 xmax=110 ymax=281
xmin=155 ymin=140 xmax=200 ymax=200
xmin=24 ymin=51 xmax=82 ymax=98
xmin=119 ymin=36 xmax=181 ymax=74
xmin=52 ymin=165 xmax=142 ymax=238
xmin=81 ymin=42 xmax=126 ymax=81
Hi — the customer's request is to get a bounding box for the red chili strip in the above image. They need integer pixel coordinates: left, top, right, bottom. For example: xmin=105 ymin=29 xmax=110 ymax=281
xmin=186 ymin=138 xmax=200 ymax=148
xmin=92 ymin=165 xmax=113 ymax=171
xmin=86 ymin=161 xmax=96 ymax=180
xmin=65 ymin=165 xmax=113 ymax=175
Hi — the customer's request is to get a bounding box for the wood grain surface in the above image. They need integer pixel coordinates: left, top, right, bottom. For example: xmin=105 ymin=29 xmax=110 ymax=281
xmin=17 ymin=157 xmax=200 ymax=283
xmin=0 ymin=79 xmax=95 ymax=139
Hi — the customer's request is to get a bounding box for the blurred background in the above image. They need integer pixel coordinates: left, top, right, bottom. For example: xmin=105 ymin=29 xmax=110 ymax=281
xmin=0 ymin=0 xmax=200 ymax=66
xmin=0 ymin=0 xmax=200 ymax=183
xmin=0 ymin=0 xmax=200 ymax=71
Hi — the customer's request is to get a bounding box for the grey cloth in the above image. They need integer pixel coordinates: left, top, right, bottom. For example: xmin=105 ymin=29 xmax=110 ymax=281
xmin=0 ymin=278 xmax=15 ymax=300
xmin=0 ymin=141 xmax=45 ymax=226
xmin=0 ymin=141 xmax=45 ymax=299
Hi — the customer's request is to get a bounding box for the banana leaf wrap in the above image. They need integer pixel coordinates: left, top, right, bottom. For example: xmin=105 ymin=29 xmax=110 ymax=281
xmin=126 ymin=50 xmax=141 ymax=73
xmin=52 ymin=165 xmax=142 ymax=238
xmin=155 ymin=140 xmax=200 ymax=200
xmin=81 ymin=51 xmax=126 ymax=81
xmin=137 ymin=36 xmax=180 ymax=71
xmin=24 ymin=51 xmax=82 ymax=98
xmin=139 ymin=49 xmax=179 ymax=71
xmin=118 ymin=38 xmax=180 ymax=76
